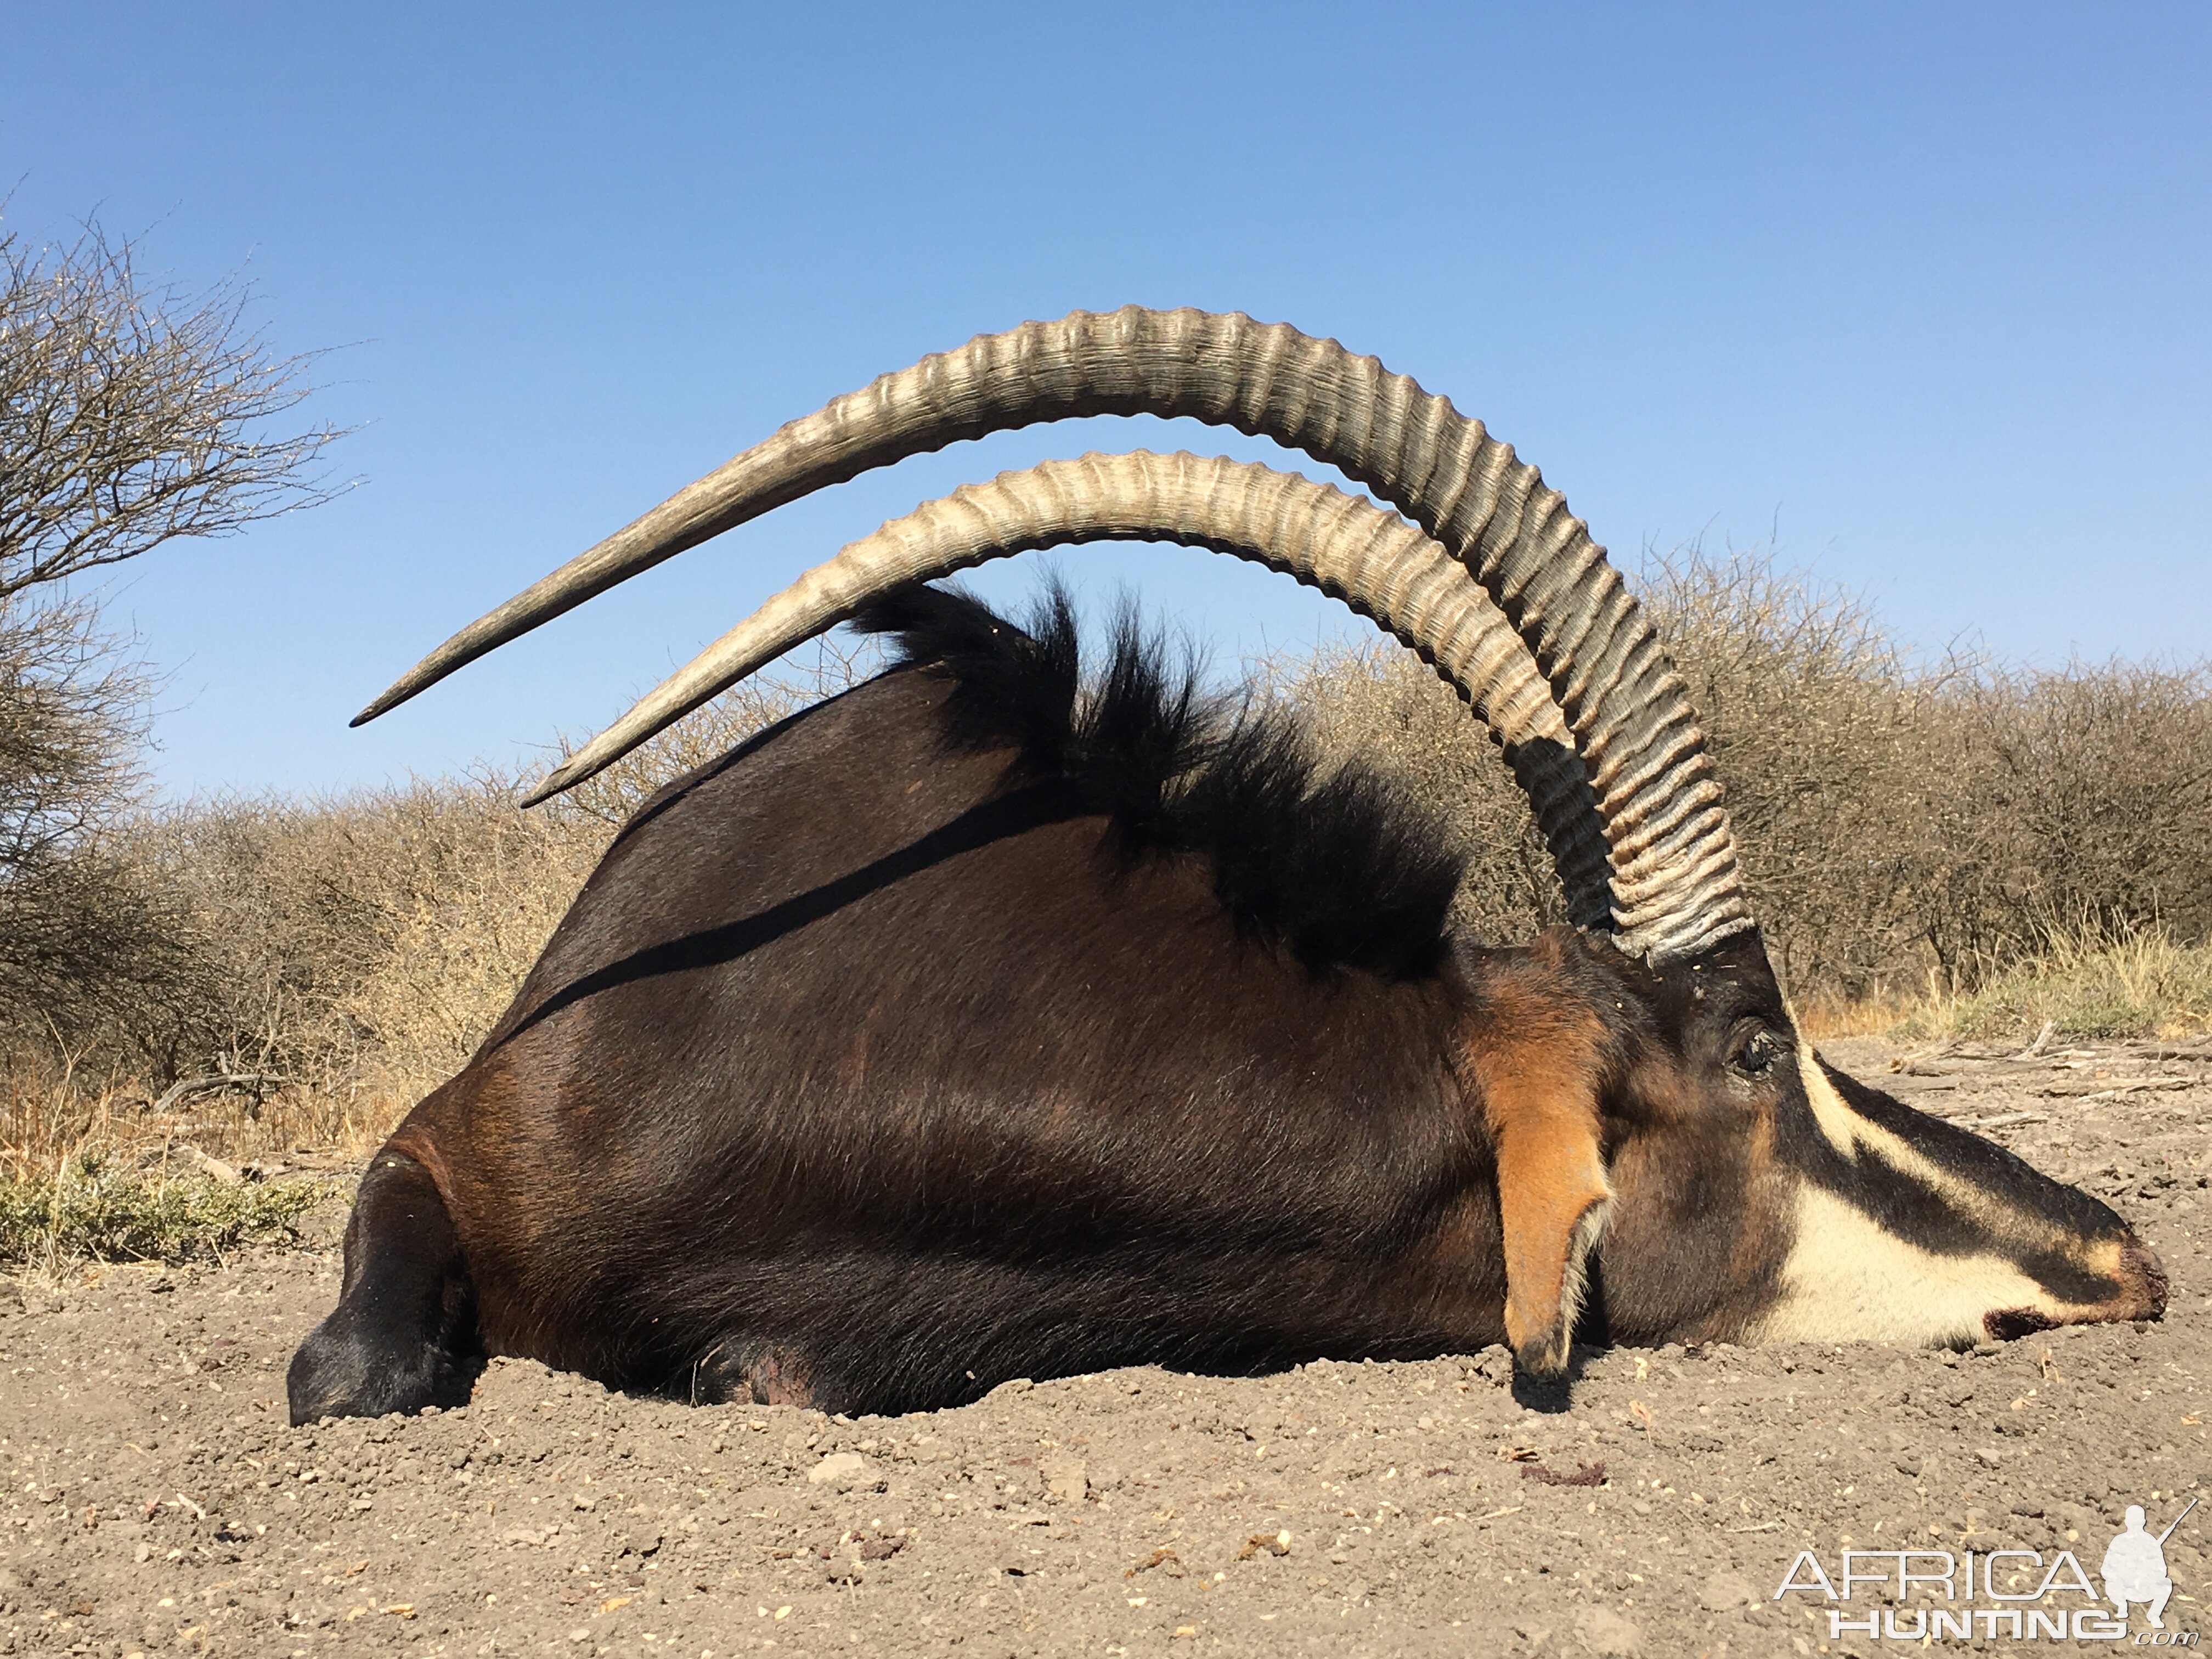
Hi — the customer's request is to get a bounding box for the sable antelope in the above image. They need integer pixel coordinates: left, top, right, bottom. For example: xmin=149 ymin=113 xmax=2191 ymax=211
xmin=291 ymin=312 xmax=2166 ymax=1424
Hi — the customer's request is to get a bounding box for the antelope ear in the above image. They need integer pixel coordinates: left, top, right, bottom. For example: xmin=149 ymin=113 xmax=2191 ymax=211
xmin=1462 ymin=1011 xmax=1614 ymax=1378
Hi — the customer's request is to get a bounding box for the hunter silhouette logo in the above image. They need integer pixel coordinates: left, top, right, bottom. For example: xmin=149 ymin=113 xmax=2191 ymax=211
xmin=1774 ymin=1496 xmax=2198 ymax=1644
xmin=2106 ymin=1499 xmax=2194 ymax=1631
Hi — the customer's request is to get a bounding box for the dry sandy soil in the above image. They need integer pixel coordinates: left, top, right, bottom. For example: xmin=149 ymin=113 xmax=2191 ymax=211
xmin=3 ymin=1035 xmax=2206 ymax=1658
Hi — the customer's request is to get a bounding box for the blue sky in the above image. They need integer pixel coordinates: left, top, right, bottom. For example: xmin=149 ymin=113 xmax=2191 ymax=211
xmin=10 ymin=2 xmax=2208 ymax=797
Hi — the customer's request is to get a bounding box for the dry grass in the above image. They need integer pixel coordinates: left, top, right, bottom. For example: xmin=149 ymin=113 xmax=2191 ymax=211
xmin=2 ymin=1064 xmax=357 ymax=1182
xmin=0 ymin=1168 xmax=335 ymax=1272
xmin=1892 ymin=918 xmax=2212 ymax=1042
xmin=0 ymin=1063 xmax=351 ymax=1266
xmin=1790 ymin=990 xmax=1928 ymax=1042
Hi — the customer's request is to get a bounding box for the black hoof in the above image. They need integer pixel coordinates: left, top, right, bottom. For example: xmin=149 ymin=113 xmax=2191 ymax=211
xmin=288 ymin=1148 xmax=483 ymax=1425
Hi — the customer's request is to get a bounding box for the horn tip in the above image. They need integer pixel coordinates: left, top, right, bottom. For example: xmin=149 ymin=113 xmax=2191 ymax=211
xmin=519 ymin=772 xmax=569 ymax=809
xmin=352 ymin=680 xmax=418 ymax=726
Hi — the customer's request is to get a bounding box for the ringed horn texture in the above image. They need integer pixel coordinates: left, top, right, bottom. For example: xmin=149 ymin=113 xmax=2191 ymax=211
xmin=524 ymin=450 xmax=1615 ymax=932
xmin=362 ymin=308 xmax=1750 ymax=961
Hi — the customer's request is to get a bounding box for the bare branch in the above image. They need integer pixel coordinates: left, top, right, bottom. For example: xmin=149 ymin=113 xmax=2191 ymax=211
xmin=0 ymin=221 xmax=352 ymax=601
xmin=146 ymin=1070 xmax=288 ymax=1116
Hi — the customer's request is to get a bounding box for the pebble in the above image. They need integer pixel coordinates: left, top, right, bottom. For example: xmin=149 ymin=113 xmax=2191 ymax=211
xmin=1577 ymin=1604 xmax=1641 ymax=1654
xmin=1698 ymin=1572 xmax=1760 ymax=1611
xmin=806 ymin=1451 xmax=868 ymax=1486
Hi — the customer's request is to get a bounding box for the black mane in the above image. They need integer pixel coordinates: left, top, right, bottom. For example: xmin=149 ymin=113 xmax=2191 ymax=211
xmin=850 ymin=582 xmax=1463 ymax=980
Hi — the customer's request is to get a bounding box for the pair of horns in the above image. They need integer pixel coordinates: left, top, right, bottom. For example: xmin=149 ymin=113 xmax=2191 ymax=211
xmin=359 ymin=309 xmax=1751 ymax=963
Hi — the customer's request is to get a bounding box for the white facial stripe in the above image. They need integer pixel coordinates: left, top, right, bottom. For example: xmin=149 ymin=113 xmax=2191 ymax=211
xmin=1792 ymin=1043 xmax=2119 ymax=1277
xmin=1796 ymin=1042 xmax=1864 ymax=1159
xmin=1754 ymin=1185 xmax=2062 ymax=1346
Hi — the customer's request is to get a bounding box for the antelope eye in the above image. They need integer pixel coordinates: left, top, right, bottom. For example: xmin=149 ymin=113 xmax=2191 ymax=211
xmin=1730 ymin=1028 xmax=1785 ymax=1077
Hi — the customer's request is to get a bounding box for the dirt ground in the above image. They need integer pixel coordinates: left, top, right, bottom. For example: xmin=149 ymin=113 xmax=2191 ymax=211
xmin=3 ymin=1035 xmax=2205 ymax=1658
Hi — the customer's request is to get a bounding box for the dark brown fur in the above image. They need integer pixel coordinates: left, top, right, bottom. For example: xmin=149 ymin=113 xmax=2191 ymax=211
xmin=287 ymin=588 xmax=2160 ymax=1423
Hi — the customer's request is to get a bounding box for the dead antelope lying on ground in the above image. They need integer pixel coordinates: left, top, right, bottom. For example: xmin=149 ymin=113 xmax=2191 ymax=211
xmin=291 ymin=310 xmax=2166 ymax=1423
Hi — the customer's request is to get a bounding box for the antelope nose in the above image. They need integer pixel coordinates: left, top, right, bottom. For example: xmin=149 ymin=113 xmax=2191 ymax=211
xmin=1983 ymin=1231 xmax=2168 ymax=1342
xmin=2119 ymin=1234 xmax=2169 ymax=1321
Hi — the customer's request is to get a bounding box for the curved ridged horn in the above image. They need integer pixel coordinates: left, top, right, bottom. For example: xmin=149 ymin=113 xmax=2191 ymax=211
xmin=525 ymin=450 xmax=1614 ymax=932
xmin=364 ymin=309 xmax=1747 ymax=960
